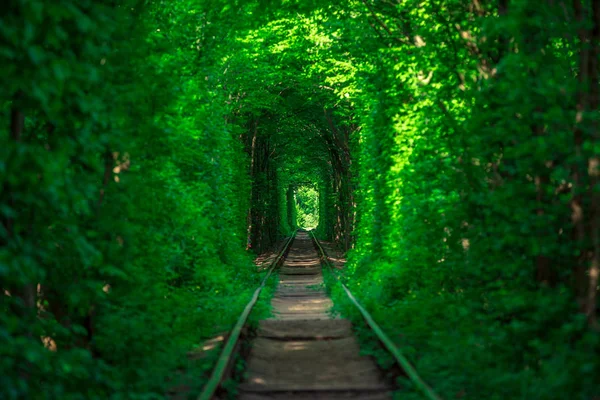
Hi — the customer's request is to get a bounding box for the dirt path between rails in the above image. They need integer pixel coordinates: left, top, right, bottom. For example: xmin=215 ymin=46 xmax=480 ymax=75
xmin=239 ymin=231 xmax=391 ymax=399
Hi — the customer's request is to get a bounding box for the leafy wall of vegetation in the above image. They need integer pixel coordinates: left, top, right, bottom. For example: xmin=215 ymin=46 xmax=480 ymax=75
xmin=2 ymin=0 xmax=599 ymax=399
xmin=295 ymin=185 xmax=319 ymax=229
xmin=1 ymin=1 xmax=260 ymax=397
xmin=313 ymin=1 xmax=600 ymax=398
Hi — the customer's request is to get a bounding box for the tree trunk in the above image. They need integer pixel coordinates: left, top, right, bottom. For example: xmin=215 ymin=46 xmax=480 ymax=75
xmin=585 ymin=0 xmax=599 ymax=324
xmin=246 ymin=119 xmax=258 ymax=250
xmin=7 ymin=99 xmax=36 ymax=317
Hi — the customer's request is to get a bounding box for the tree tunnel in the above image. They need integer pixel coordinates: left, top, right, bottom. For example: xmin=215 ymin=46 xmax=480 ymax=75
xmin=2 ymin=1 xmax=599 ymax=398
xmin=241 ymin=82 xmax=355 ymax=254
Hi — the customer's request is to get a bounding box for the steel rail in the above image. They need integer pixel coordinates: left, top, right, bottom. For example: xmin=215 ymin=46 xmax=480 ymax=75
xmin=309 ymin=231 xmax=443 ymax=400
xmin=197 ymin=230 xmax=297 ymax=400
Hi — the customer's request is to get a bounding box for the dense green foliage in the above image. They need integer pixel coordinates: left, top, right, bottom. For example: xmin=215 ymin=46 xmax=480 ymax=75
xmin=1 ymin=1 xmax=259 ymax=398
xmin=295 ymin=186 xmax=319 ymax=229
xmin=2 ymin=0 xmax=599 ymax=399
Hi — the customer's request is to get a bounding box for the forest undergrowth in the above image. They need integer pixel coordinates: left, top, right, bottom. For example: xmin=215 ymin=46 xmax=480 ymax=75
xmin=2 ymin=0 xmax=599 ymax=399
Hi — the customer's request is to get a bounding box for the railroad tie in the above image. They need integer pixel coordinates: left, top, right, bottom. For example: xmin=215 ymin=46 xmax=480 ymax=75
xmin=239 ymin=231 xmax=392 ymax=399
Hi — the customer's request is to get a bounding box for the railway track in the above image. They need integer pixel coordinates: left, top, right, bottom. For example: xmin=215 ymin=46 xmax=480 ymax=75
xmin=199 ymin=230 xmax=442 ymax=400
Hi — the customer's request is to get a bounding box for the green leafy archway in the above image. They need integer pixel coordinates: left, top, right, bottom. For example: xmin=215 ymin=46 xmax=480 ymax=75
xmin=2 ymin=1 xmax=599 ymax=399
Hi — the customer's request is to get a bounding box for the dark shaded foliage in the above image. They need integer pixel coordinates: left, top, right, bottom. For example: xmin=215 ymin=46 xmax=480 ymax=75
xmin=1 ymin=0 xmax=599 ymax=398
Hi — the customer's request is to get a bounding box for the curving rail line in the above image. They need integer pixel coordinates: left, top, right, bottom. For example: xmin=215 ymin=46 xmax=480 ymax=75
xmin=197 ymin=231 xmax=297 ymax=400
xmin=309 ymin=231 xmax=443 ymax=400
xmin=197 ymin=229 xmax=443 ymax=400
